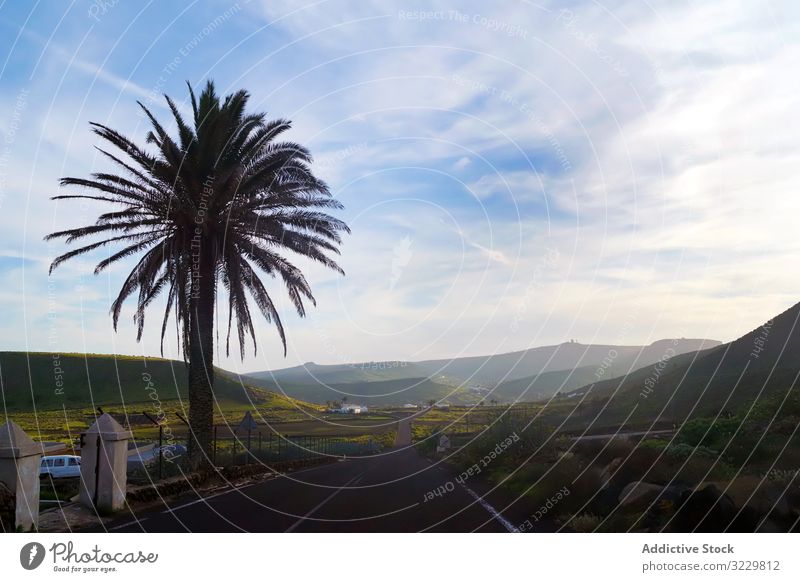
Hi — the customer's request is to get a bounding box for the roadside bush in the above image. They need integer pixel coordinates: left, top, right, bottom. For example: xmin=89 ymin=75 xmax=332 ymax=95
xmin=639 ymin=438 xmax=669 ymax=451
xmin=491 ymin=461 xmax=550 ymax=494
xmin=457 ymin=413 xmax=557 ymax=469
xmin=678 ymin=416 xmax=742 ymax=449
xmin=573 ymin=437 xmax=635 ymax=467
xmin=413 ymin=425 xmax=441 ymax=455
xmin=666 ymin=443 xmax=718 ymax=460
xmin=672 ymin=455 xmax=736 ymax=485
xmin=561 ymin=513 xmax=601 ymax=532
xmin=608 ymin=447 xmax=671 ymax=488
xmin=523 ymin=456 xmax=603 ymax=517
xmin=596 ymin=511 xmax=648 ymax=532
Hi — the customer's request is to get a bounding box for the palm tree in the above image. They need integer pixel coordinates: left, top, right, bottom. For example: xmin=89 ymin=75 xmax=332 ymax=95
xmin=46 ymin=81 xmax=349 ymax=468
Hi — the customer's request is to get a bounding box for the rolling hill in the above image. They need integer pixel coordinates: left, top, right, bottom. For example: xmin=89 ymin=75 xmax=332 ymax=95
xmin=249 ymin=360 xmax=434 ymax=385
xmin=0 ymin=352 xmax=313 ymax=413
xmin=488 ymin=339 xmax=721 ymax=402
xmin=490 ymin=365 xmax=607 ymax=402
xmin=253 ymin=375 xmax=480 ymax=407
xmin=567 ymin=301 xmax=800 ymax=424
xmin=245 ymin=338 xmax=720 ymax=405
xmin=414 ymin=338 xmax=720 ymax=383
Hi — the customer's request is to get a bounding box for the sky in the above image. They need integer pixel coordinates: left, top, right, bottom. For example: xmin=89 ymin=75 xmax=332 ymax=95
xmin=0 ymin=0 xmax=798 ymax=374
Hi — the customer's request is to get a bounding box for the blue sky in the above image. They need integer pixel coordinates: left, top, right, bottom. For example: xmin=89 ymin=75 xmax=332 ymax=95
xmin=0 ymin=0 xmax=798 ymax=373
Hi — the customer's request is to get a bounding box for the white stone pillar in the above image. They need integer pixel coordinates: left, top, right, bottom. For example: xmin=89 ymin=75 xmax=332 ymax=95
xmin=0 ymin=421 xmax=42 ymax=532
xmin=79 ymin=414 xmax=132 ymax=513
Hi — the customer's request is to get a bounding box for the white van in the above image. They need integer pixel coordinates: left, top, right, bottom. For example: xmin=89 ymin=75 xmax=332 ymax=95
xmin=40 ymin=455 xmax=81 ymax=479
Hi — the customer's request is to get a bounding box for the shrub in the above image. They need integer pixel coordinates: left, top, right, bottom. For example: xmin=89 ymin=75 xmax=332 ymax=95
xmin=563 ymin=513 xmax=601 ymax=532
xmin=672 ymin=455 xmax=736 ymax=485
xmin=639 ymin=438 xmax=669 ymax=451
xmin=678 ymin=416 xmax=742 ymax=449
xmin=523 ymin=456 xmax=603 ymax=517
xmin=608 ymin=447 xmax=671 ymax=488
xmin=667 ymin=443 xmax=717 ymax=460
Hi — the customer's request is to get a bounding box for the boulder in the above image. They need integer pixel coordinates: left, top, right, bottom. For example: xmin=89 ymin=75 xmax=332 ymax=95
xmin=599 ymin=457 xmax=622 ymax=490
xmin=726 ymin=476 xmax=798 ymax=527
xmin=746 ymin=484 xmax=793 ymax=520
xmin=618 ymin=481 xmax=664 ymax=511
xmin=674 ymin=483 xmax=737 ymax=532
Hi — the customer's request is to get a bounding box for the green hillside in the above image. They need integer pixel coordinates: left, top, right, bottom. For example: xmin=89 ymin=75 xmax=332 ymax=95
xmin=245 ymin=338 xmax=721 ymax=405
xmin=249 ymin=360 xmax=433 ymax=385
xmin=250 ymin=375 xmax=481 ymax=406
xmin=0 ymin=352 xmax=311 ymax=413
xmin=566 ymin=301 xmax=800 ymax=425
xmin=413 ymin=338 xmax=719 ymax=383
xmin=492 ymin=365 xmax=604 ymax=402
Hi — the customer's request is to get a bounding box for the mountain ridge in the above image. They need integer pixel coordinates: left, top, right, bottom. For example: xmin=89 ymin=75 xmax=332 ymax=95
xmin=245 ymin=338 xmax=721 ymax=405
xmin=569 ymin=301 xmax=800 ymax=423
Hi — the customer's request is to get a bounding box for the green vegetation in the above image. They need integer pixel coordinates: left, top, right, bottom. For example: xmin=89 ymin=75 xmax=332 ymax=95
xmin=418 ymin=383 xmax=800 ymax=532
xmin=245 ymin=338 xmax=720 ymax=406
xmin=572 ymin=301 xmax=800 ymax=426
xmin=0 ymin=351 xmax=314 ymax=413
xmin=1 ymin=352 xmax=403 ymax=454
xmin=249 ymin=375 xmax=482 ymax=407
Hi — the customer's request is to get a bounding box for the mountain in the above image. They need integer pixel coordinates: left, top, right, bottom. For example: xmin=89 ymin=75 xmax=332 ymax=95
xmin=413 ymin=338 xmax=720 ymax=384
xmin=249 ymin=360 xmax=433 ymax=385
xmin=257 ymin=376 xmax=479 ymax=407
xmin=491 ymin=365 xmax=607 ymax=402
xmin=244 ymin=338 xmax=720 ymax=405
xmin=569 ymin=301 xmax=800 ymax=424
xmin=487 ymin=339 xmax=721 ymax=402
xmin=0 ymin=352 xmax=313 ymax=413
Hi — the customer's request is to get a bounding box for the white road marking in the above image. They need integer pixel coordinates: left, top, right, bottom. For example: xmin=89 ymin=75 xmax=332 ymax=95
xmin=459 ymin=483 xmax=517 ymax=533
xmin=284 ymin=474 xmax=363 ymax=533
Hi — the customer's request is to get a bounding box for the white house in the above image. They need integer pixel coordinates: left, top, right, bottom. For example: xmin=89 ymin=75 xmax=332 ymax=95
xmin=339 ymin=404 xmax=368 ymax=414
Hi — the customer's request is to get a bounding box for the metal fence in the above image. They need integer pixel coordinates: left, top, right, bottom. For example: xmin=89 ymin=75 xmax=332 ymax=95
xmin=210 ymin=431 xmax=380 ymax=466
xmin=125 ymin=428 xmax=381 ymax=485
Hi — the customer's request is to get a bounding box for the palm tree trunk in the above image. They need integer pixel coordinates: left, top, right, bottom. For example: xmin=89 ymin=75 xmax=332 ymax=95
xmin=187 ymin=248 xmax=216 ymax=470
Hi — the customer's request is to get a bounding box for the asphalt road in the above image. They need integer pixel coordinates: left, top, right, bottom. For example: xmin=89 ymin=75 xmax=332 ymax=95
xmin=102 ymin=444 xmax=516 ymax=533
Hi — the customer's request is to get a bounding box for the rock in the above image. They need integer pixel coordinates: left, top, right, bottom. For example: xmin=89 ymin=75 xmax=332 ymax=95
xmin=674 ymin=484 xmax=737 ymax=532
xmin=755 ymin=518 xmax=782 ymax=532
xmin=746 ymin=485 xmax=793 ymax=519
xmin=618 ymin=481 xmax=664 ymax=511
xmin=726 ymin=476 xmax=798 ymax=528
xmin=599 ymin=458 xmax=622 ymax=490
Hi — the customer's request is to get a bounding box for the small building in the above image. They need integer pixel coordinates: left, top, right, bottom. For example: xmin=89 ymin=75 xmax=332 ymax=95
xmin=339 ymin=404 xmax=368 ymax=414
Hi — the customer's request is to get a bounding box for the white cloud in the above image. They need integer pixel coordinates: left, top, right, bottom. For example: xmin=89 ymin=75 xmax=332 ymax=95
xmin=2 ymin=0 xmax=799 ymax=371
xmin=453 ymin=155 xmax=472 ymax=170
